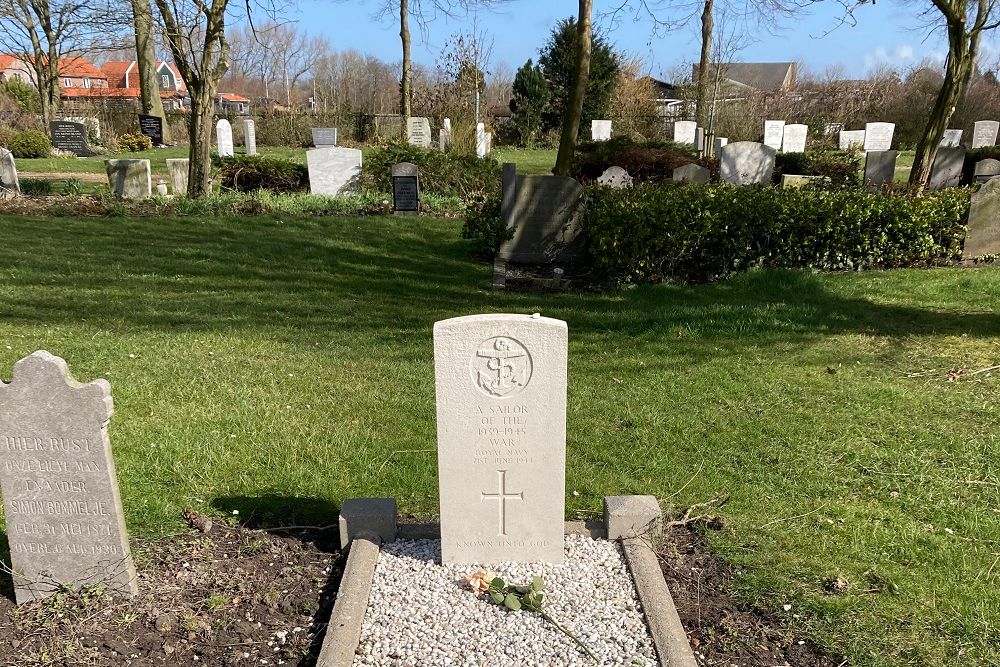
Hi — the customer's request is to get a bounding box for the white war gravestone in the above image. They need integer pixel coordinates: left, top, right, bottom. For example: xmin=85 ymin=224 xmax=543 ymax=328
xmin=673 ymin=120 xmax=697 ymax=145
xmin=863 ymin=122 xmax=894 ymax=151
xmin=839 ymin=130 xmax=866 ymax=150
xmin=0 ymin=351 xmax=137 ymax=604
xmin=763 ymin=120 xmax=785 ymax=150
xmin=306 ymin=147 xmax=362 ymax=196
xmin=434 ymin=314 xmax=567 ymax=564
xmin=972 ymin=120 xmax=999 ymax=149
xmin=476 ymin=123 xmax=488 ymax=158
xmin=591 ymin=120 xmax=612 ymax=142
xmin=216 ymin=119 xmax=234 ymax=157
xmin=781 ymin=124 xmax=808 ymax=153
xmin=720 ymin=142 xmax=776 ymax=185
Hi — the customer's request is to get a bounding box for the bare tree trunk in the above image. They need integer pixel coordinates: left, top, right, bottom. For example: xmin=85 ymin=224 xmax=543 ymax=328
xmin=187 ymin=87 xmax=217 ymax=196
xmin=553 ymin=0 xmax=592 ymax=176
xmin=132 ymin=0 xmax=170 ymax=142
xmin=909 ymin=18 xmax=979 ymax=191
xmin=399 ymin=0 xmax=411 ymax=141
xmin=695 ymin=0 xmax=713 ymax=129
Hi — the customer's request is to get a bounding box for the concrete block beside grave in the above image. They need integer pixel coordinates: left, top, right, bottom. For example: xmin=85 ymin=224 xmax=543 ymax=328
xmin=604 ymin=495 xmax=663 ymax=541
xmin=105 ymin=159 xmax=152 ymax=199
xmin=338 ymin=497 xmax=397 ymax=550
xmin=166 ymin=158 xmax=189 ymax=195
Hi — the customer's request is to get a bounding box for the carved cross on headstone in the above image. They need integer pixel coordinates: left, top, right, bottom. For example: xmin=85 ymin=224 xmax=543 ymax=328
xmin=481 ymin=470 xmax=523 ymax=536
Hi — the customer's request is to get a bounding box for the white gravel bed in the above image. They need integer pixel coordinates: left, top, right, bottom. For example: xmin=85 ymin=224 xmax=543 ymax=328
xmin=351 ymin=534 xmax=660 ymax=667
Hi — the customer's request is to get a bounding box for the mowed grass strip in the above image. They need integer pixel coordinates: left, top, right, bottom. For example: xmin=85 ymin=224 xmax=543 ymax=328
xmin=0 ymin=213 xmax=997 ymax=667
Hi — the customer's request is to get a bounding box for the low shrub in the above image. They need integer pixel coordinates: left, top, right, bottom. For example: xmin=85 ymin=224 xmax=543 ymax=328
xmin=117 ymin=133 xmax=153 ymax=152
xmin=583 ymin=183 xmax=970 ymax=283
xmin=461 ymin=190 xmax=508 ymax=256
xmin=362 ymin=144 xmax=502 ymax=198
xmin=0 ymin=126 xmax=16 ymax=149
xmin=214 ymin=155 xmax=309 ymax=194
xmin=774 ymin=147 xmax=862 ymax=186
xmin=571 ymin=136 xmax=704 ymax=184
xmin=20 ymin=178 xmax=53 ymax=195
xmin=8 ymin=129 xmax=51 ymax=158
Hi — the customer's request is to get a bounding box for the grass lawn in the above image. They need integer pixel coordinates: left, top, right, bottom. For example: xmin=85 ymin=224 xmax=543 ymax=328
xmin=16 ymin=146 xmax=307 ymax=176
xmin=493 ymin=147 xmax=557 ymax=174
xmin=0 ymin=213 xmax=997 ymax=667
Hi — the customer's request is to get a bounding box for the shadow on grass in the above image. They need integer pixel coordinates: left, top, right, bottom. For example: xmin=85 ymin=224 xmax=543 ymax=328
xmin=0 ymin=214 xmax=997 ymax=359
xmin=210 ymin=495 xmax=342 ymax=532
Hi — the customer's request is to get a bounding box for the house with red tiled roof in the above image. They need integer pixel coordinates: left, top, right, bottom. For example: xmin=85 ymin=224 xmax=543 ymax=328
xmin=99 ymin=60 xmax=189 ymax=110
xmin=57 ymin=57 xmax=109 ymax=96
xmin=0 ymin=55 xmax=33 ymax=85
xmin=216 ymin=93 xmax=250 ymax=114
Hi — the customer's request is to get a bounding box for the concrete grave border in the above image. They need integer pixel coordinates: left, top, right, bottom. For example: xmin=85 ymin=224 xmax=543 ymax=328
xmin=317 ymin=496 xmax=697 ymax=667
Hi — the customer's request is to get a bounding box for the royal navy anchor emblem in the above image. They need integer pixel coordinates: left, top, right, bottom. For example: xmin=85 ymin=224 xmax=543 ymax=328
xmin=472 ymin=337 xmax=532 ymax=397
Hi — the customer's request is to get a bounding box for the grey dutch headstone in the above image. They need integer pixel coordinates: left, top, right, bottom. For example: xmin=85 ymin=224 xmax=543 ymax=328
xmin=434 ymin=313 xmax=567 ymax=564
xmin=763 ymin=120 xmax=785 ymax=150
xmin=311 ymin=128 xmax=338 ymax=147
xmin=166 ymin=158 xmax=189 ymax=195
xmin=974 ymin=158 xmax=1000 ymax=183
xmin=407 ymin=117 xmax=432 ymax=148
xmin=927 ymin=146 xmax=966 ymax=191
xmin=591 ymin=120 xmax=612 ymax=142
xmin=0 ymin=351 xmax=138 ymax=604
xmin=597 ymin=166 xmax=632 ymax=188
xmin=781 ymin=124 xmax=808 ymax=153
xmin=138 ymin=114 xmax=163 ymax=146
xmin=964 ymin=176 xmax=1000 ymax=258
xmin=0 ymin=147 xmax=20 ymax=199
xmin=972 ymin=120 xmax=999 ymax=149
xmin=105 ymin=159 xmax=152 ymax=199
xmin=863 ymin=122 xmax=895 ymax=151
xmin=695 ymin=127 xmax=705 ymax=152
xmin=49 ymin=121 xmax=92 ymax=157
xmin=498 ymin=176 xmax=585 ymax=264
xmin=242 ymin=119 xmax=257 ymax=156
xmin=216 ymin=119 xmax=234 ymax=157
xmin=940 ymin=129 xmax=963 ymax=148
xmin=839 ymin=130 xmax=866 ymax=150
xmin=863 ymin=150 xmax=899 ymax=187
xmin=714 ymin=137 xmax=728 ymax=153
xmin=673 ymin=120 xmax=697 ymax=145
xmin=306 ymin=147 xmax=362 ymax=196
xmin=391 ymin=161 xmax=419 ymax=214
xmin=719 ymin=142 xmax=776 ymax=185
xmin=672 ymin=163 xmax=710 ymax=184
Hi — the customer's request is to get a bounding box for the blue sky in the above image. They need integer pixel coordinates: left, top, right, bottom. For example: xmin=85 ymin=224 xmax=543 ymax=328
xmin=294 ymin=1 xmax=990 ymax=80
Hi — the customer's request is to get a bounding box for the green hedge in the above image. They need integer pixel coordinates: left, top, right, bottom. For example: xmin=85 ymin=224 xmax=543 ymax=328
xmin=361 ymin=145 xmax=502 ymax=198
xmin=583 ymin=183 xmax=970 ymax=283
xmin=571 ymin=136 xmax=706 ymax=184
xmin=213 ymin=155 xmax=309 ymax=194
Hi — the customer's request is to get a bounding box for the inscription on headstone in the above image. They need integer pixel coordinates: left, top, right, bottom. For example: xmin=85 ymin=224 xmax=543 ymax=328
xmin=407 ymin=117 xmax=432 ymax=148
xmin=964 ymin=177 xmax=1000 ymax=257
xmin=763 ymin=120 xmax=785 ymax=150
xmin=138 ymin=115 xmax=163 ymax=146
xmin=242 ymin=119 xmax=257 ymax=156
xmin=434 ymin=314 xmax=567 ymax=564
xmin=311 ymin=128 xmax=338 ymax=147
xmin=972 ymin=120 xmax=999 ymax=149
xmin=0 ymin=351 xmax=137 ymax=604
xmin=49 ymin=121 xmax=92 ymax=157
xmin=863 ymin=122 xmax=895 ymax=151
xmin=216 ymin=119 xmax=234 ymax=157
xmin=391 ymin=161 xmax=419 ymax=213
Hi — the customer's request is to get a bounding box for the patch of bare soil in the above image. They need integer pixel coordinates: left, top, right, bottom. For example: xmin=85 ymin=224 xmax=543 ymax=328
xmin=657 ymin=526 xmax=846 ymax=667
xmin=0 ymin=525 xmax=342 ymax=667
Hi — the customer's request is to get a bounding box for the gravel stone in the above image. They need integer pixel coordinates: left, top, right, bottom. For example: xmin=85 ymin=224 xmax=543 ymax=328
xmin=352 ymin=535 xmax=659 ymax=666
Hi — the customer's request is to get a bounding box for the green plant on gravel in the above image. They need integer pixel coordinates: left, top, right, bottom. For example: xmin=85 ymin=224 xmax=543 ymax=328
xmin=117 ymin=132 xmax=153 ymax=152
xmin=205 ymin=594 xmax=228 ymax=611
xmin=61 ymin=178 xmax=83 ymax=196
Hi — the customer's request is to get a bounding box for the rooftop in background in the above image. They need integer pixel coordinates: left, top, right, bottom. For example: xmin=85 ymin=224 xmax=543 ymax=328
xmin=692 ymin=62 xmax=798 ymax=91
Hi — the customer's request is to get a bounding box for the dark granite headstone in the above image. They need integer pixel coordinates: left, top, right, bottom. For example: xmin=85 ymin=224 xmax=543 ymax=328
xmin=391 ymin=162 xmax=419 ymax=214
xmin=499 ymin=175 xmax=585 ymax=264
xmin=49 ymin=121 xmax=92 ymax=156
xmin=964 ymin=177 xmax=1000 ymax=258
xmin=138 ymin=114 xmax=163 ymax=145
xmin=863 ymin=150 xmax=898 ymax=187
xmin=927 ymin=147 xmax=966 ymax=191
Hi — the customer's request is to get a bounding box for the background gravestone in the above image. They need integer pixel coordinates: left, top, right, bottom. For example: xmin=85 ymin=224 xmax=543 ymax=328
xmin=939 ymin=129 xmax=963 ymax=148
xmin=974 ymin=158 xmax=1000 ymax=183
xmin=476 ymin=123 xmax=488 ymax=158
xmin=673 ymin=120 xmax=696 ymax=145
xmin=0 ymin=351 xmax=137 ymax=604
xmin=781 ymin=124 xmax=808 ymax=153
xmin=719 ymin=142 xmax=776 ymax=185
xmin=434 ymin=313 xmax=567 ymax=564
xmin=972 ymin=120 xmax=999 ymax=149
xmin=927 ymin=147 xmax=966 ymax=190
xmin=763 ymin=120 xmax=785 ymax=150
xmin=673 ymin=163 xmax=710 ymax=184
xmin=597 ymin=166 xmax=632 ymax=188
xmin=391 ymin=161 xmax=419 ymax=214
xmin=0 ymin=147 xmax=20 ymax=198
xmin=166 ymin=158 xmax=189 ymax=194
xmin=863 ymin=122 xmax=895 ymax=151
xmin=964 ymin=177 xmax=1000 ymax=258
xmin=311 ymin=128 xmax=338 ymax=147
xmin=407 ymin=117 xmax=432 ymax=148
xmin=105 ymin=160 xmax=152 ymax=199
xmin=591 ymin=119 xmax=612 ymax=142
xmin=216 ymin=119 xmax=234 ymax=157
xmin=242 ymin=119 xmax=257 ymax=156
xmin=839 ymin=130 xmax=866 ymax=150
xmin=138 ymin=114 xmax=163 ymax=145
xmin=306 ymin=147 xmax=362 ymax=196
xmin=714 ymin=137 xmax=728 ymax=153
xmin=499 ymin=176 xmax=584 ymax=264
xmin=49 ymin=121 xmax=93 ymax=156
xmin=863 ymin=150 xmax=898 ymax=187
